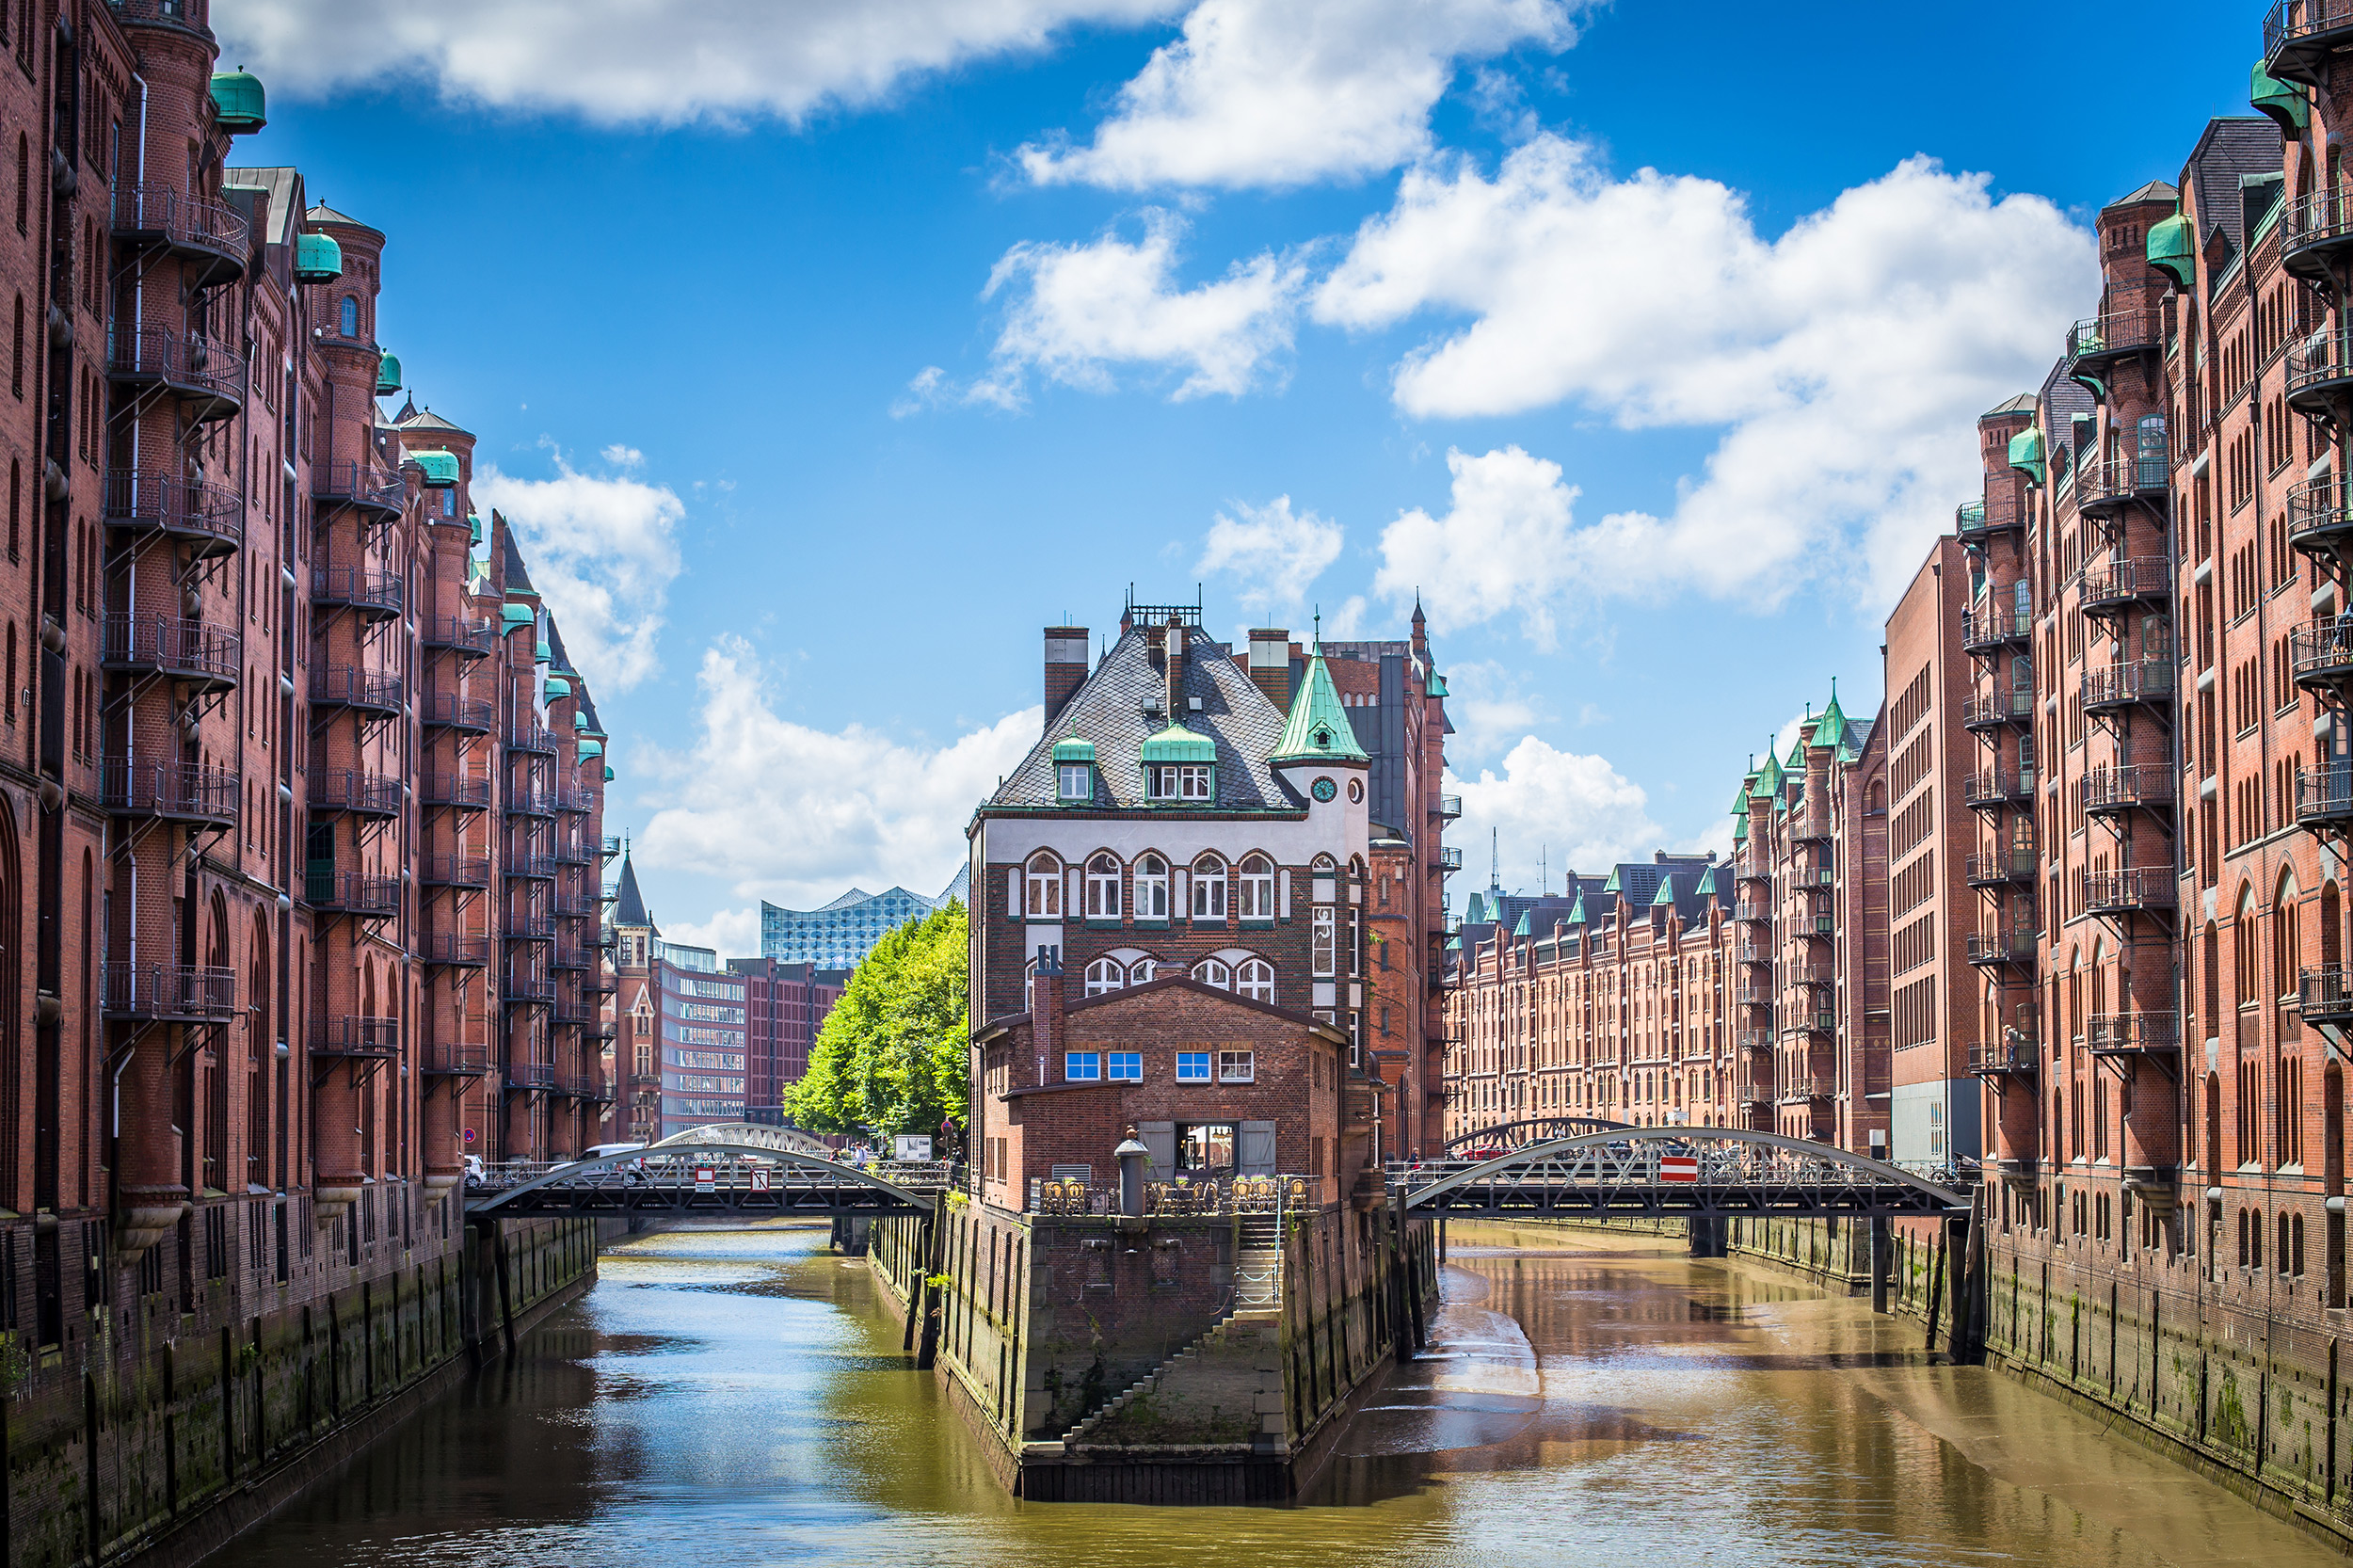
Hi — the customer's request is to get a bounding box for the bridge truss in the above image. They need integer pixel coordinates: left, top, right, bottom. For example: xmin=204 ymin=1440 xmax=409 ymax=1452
xmin=464 ymin=1122 xmax=951 ymax=1218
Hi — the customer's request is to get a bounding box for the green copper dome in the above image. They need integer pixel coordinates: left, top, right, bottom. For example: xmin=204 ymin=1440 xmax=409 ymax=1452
xmin=2147 ymin=213 xmax=2195 ymax=289
xmin=534 ymin=638 xmax=552 ymax=665
xmin=410 ymin=449 xmax=459 ymax=488
xmin=544 ymin=675 xmax=571 ymax=697
xmin=579 ymin=739 xmax=603 ymax=760
xmin=375 ymin=352 xmax=402 ymax=396
xmin=2008 ymin=425 xmax=2046 ymax=487
xmin=210 ymin=72 xmax=266 ymax=134
xmin=1139 ymin=723 xmax=1216 ymax=764
xmin=1050 ymin=733 xmax=1096 ymax=764
xmin=500 ymin=604 xmax=535 ymax=630
xmin=293 ymin=232 xmax=343 ymax=283
xmin=1273 ymin=646 xmax=1370 ymax=764
xmin=2253 ymin=61 xmax=2309 ymax=134
xmin=468 ymin=513 xmax=483 ymax=547
xmin=603 ymin=766 xmax=615 ymax=782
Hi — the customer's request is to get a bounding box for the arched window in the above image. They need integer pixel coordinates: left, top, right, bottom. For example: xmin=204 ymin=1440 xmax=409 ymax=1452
xmin=1084 ymin=853 xmax=1120 ymax=920
xmin=1193 ymin=958 xmax=1232 ymax=990
xmin=1193 ymin=855 xmax=1225 ymax=919
xmin=1237 ymin=854 xmax=1273 ymax=920
xmin=2234 ymin=888 xmax=2259 ymax=1005
xmin=1084 ymin=957 xmax=1125 ymax=996
xmin=340 ymin=295 xmax=359 ymax=338
xmin=1236 ymin=957 xmax=1274 ymax=1003
xmin=1025 ymin=853 xmax=1062 ymax=919
xmin=1134 ymin=854 xmax=1167 ymax=920
xmin=1128 ymin=956 xmax=1156 ymax=984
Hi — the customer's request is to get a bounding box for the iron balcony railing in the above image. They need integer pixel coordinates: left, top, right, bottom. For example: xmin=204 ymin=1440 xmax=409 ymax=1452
xmin=2287 ymin=329 xmax=2353 ymax=409
xmin=420 ymin=853 xmax=491 ymax=888
xmin=102 ymin=470 xmax=243 ymax=552
xmin=305 ymin=869 xmax=401 ymax=918
xmin=1962 ymin=768 xmax=2035 ymax=807
xmin=421 ymin=615 xmax=498 ymax=657
xmin=103 ymin=961 xmax=235 ymax=1020
xmin=423 ymin=1041 xmax=492 ymax=1076
xmin=312 ymin=1016 xmax=401 ymax=1059
xmin=2285 ymin=184 xmax=2353 ymax=262
xmin=552 ymin=890 xmax=596 ymax=918
xmin=2299 ymin=965 xmax=2353 ymax=1024
xmin=553 ymin=788 xmax=593 ymax=814
xmin=2287 ymin=474 xmax=2353 ymax=553
xmin=505 ymin=854 xmax=558 ymax=882
xmin=504 ymin=1061 xmax=556 ymax=1090
xmin=1778 ymin=1078 xmax=1834 ymax=1102
xmin=310 ymin=664 xmax=403 ymax=715
xmin=1737 ymin=943 xmax=1771 ymax=965
xmin=2087 ymin=1012 xmax=2179 ymax=1057
xmin=1966 ymin=928 xmax=2039 ymax=966
xmin=504 ymin=975 xmax=556 ymax=1006
xmin=422 ymin=691 xmax=494 ymax=732
xmin=2066 ymin=309 xmax=2162 ymax=365
xmin=105 ymin=325 xmax=245 ymax=416
xmin=2080 ymin=866 xmax=2176 ymax=915
xmin=1790 ymin=966 xmax=1835 ymax=988
xmin=1434 ymin=794 xmax=1463 ymax=820
xmin=101 ymin=759 xmax=237 ymax=824
xmin=101 ymin=611 xmax=238 ymax=685
xmin=1957 ymin=487 xmax=2025 ymax=538
xmin=2077 ymin=556 xmax=2170 ymax=612
xmin=2291 ymin=616 xmax=2353 ymax=689
xmin=1961 ymin=688 xmax=2033 ymax=728
xmin=418 ymin=933 xmax=491 ymax=968
xmin=552 ymin=944 xmax=592 ymax=971
xmin=2296 ymin=764 xmax=2353 ymax=827
xmin=422 ymin=772 xmax=492 ymax=809
xmin=505 ymin=724 xmax=558 ymax=756
xmin=2074 ymin=457 xmax=2171 ymax=514
xmin=505 ymin=912 xmax=556 ymax=940
xmin=1968 ymin=1038 xmax=2040 ymax=1076
xmin=1735 ymin=984 xmax=1774 ymax=1007
xmin=1961 ymin=608 xmax=2029 ymax=650
xmin=2081 ymin=763 xmax=2171 ymax=816
xmin=2080 ymin=658 xmax=2174 ymax=711
xmin=1788 ymin=812 xmax=1831 ymax=843
xmin=1435 ymin=845 xmax=1465 ymax=872
xmin=108 ymin=181 xmax=246 ymax=272
xmin=311 ymin=460 xmax=408 ymax=515
xmin=601 ymin=835 xmax=623 ymax=857
xmin=308 ymin=768 xmax=402 ymax=818
xmin=1965 ymin=848 xmax=2036 ymax=886
xmin=1735 ymin=902 xmax=1771 ymax=922
xmin=312 ymin=565 xmax=405 ymax=616
xmin=554 ymin=840 xmax=592 ymax=867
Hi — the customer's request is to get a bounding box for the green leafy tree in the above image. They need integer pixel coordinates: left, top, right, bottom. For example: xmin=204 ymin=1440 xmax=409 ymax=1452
xmin=786 ymin=900 xmax=968 ymax=1139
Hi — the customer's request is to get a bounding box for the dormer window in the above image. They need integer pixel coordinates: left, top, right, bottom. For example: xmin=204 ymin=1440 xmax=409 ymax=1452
xmin=1151 ymin=764 xmax=1211 ymax=800
xmin=1058 ymin=762 xmax=1091 ymax=799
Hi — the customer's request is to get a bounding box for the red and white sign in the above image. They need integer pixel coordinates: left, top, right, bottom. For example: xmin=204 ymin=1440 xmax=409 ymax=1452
xmin=750 ymin=1168 xmax=770 ymax=1192
xmin=695 ymin=1166 xmax=716 ymax=1192
xmin=1659 ymin=1155 xmax=1699 ymax=1185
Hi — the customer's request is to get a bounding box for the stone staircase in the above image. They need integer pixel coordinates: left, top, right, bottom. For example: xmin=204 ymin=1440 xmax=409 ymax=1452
xmin=1234 ymin=1215 xmax=1283 ymax=1308
xmin=1061 ymin=1306 xmax=1277 ymax=1448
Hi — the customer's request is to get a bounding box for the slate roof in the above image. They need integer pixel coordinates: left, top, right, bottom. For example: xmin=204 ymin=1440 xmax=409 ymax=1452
xmin=1983 ymin=392 xmax=2039 ymax=418
xmin=987 ymin=623 xmax=1301 ymax=811
xmin=2109 ymin=180 xmax=2179 ymax=209
xmin=224 ymin=168 xmax=301 ymax=244
xmin=2183 ymin=119 xmax=2284 ymax=273
xmin=497 ymin=523 xmax=536 ymax=595
xmin=397 ymin=407 xmax=471 ymax=437
xmin=612 ymin=853 xmax=656 ymax=933
xmin=305 ymin=200 xmax=380 ymax=234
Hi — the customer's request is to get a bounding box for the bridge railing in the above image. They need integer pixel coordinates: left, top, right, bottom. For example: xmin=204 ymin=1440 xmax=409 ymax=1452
xmin=1388 ymin=1134 xmax=1963 ymax=1214
xmin=1028 ymin=1172 xmax=1323 ymax=1217
xmin=468 ymin=1150 xmax=958 ymax=1201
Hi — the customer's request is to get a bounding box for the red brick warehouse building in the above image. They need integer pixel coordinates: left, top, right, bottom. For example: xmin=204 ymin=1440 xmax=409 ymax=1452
xmin=0 ymin=2 xmax=615 ymax=1543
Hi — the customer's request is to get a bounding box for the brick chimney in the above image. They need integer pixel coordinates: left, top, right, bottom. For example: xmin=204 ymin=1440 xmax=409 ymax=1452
xmin=1162 ymin=616 xmax=1186 ymax=719
xmin=1032 ymin=944 xmax=1064 ymax=1083
xmin=1044 ymin=627 xmax=1088 ymax=733
xmin=1247 ymin=628 xmax=1291 ymax=710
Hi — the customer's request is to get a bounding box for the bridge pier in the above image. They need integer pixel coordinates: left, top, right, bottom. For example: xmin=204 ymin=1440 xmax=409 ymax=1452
xmin=1687 ymin=1217 xmax=1728 ymax=1258
xmin=1870 ymin=1217 xmax=1891 ymax=1314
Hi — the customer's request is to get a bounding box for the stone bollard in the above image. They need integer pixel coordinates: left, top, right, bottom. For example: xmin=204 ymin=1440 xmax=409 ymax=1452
xmin=1116 ymin=1131 xmax=1149 ymax=1218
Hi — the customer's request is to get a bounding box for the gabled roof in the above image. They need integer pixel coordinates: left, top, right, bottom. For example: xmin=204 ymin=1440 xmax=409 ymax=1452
xmin=984 ymin=623 xmax=1297 ymax=811
xmin=223 ymin=167 xmax=301 ymax=244
xmin=498 ymin=523 xmax=536 ymax=595
xmin=612 ymin=852 xmax=656 ymax=934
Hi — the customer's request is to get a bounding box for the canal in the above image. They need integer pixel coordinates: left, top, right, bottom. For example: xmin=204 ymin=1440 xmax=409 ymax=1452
xmin=212 ymin=1222 xmax=2350 ymax=1568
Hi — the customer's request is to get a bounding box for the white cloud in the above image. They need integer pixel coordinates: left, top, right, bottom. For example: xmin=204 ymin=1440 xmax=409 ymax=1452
xmin=978 ymin=210 xmax=1308 ymax=404
xmin=1017 ymin=0 xmax=1575 ymax=190
xmin=221 ymin=0 xmax=1181 ymax=126
xmin=1449 ymin=735 xmax=1662 ymax=897
xmin=1194 ymin=495 xmax=1342 ymax=617
xmin=636 ymin=636 xmax=1037 ymax=909
xmin=659 ymin=906 xmax=761 ymax=960
xmin=600 ymin=443 xmax=644 ymax=468
xmin=1320 ymin=138 xmax=2095 ymax=613
xmin=1372 ymin=445 xmax=1580 ymax=647
xmin=474 ymin=444 xmax=684 ymax=694
xmin=1439 ymin=659 xmax=1546 ymax=761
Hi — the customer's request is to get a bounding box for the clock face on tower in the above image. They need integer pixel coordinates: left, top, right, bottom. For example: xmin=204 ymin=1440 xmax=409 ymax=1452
xmin=1311 ymin=776 xmax=1337 ymax=803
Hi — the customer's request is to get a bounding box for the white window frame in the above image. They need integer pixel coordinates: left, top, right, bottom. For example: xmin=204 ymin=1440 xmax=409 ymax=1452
xmin=1194 ymin=957 xmax=1233 ymax=990
xmin=1237 ymin=854 xmax=1274 ymax=920
xmin=1179 ymin=763 xmax=1211 ymax=799
xmin=1176 ymin=1051 xmax=1210 ymax=1082
xmin=1084 ymin=957 xmax=1125 ymax=996
xmin=1237 ymin=957 xmax=1275 ymax=1003
xmin=1025 ymin=855 xmax=1062 ymax=919
xmin=1134 ymin=855 xmax=1169 ymax=920
xmin=1064 ymin=1051 xmax=1101 ymax=1081
xmin=1058 ymin=762 xmax=1092 ymax=799
xmin=1193 ymin=856 xmax=1226 ymax=920
xmin=1217 ymin=1048 xmax=1255 ymax=1083
xmin=1084 ymin=853 xmax=1121 ymax=920
xmin=1311 ymin=905 xmax=1337 ymax=977
xmin=1108 ymin=1051 xmax=1143 ymax=1081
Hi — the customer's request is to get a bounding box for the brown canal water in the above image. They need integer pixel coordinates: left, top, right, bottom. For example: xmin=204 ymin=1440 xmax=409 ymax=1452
xmin=210 ymin=1221 xmax=2352 ymax=1568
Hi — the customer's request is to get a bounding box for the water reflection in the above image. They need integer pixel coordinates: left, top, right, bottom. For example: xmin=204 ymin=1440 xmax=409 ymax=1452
xmin=216 ymin=1222 xmax=2348 ymax=1568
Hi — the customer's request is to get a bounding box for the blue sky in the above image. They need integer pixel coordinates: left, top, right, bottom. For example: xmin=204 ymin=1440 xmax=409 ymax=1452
xmin=226 ymin=0 xmax=2260 ymax=952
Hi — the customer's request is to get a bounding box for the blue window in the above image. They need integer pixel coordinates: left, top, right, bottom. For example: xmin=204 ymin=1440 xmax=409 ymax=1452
xmin=339 ymin=295 xmax=358 ymax=337
xmin=1109 ymin=1051 xmax=1142 ymax=1081
xmin=1064 ymin=1051 xmax=1101 ymax=1081
xmin=1176 ymin=1051 xmax=1209 ymax=1082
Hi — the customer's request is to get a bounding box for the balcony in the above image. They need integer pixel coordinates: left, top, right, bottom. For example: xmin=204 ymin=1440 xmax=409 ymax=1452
xmin=305 ymin=869 xmax=401 ymax=919
xmin=504 ymin=974 xmax=556 ymax=1007
xmin=2075 ymin=455 xmax=2170 ymax=518
xmin=2299 ymin=965 xmax=2353 ymax=1027
xmin=1961 ymin=608 xmax=2030 ymax=654
xmin=2288 ymin=475 xmax=2353 ymax=560
xmin=312 ymin=565 xmax=405 ymax=620
xmin=418 ymin=933 xmax=491 ymax=968
xmin=2289 ymin=191 xmax=2353 ymax=287
xmin=1433 ymin=794 xmax=1463 ymax=821
xmin=601 ymin=835 xmax=624 ymax=858
xmin=1966 ymin=928 xmax=2039 ymax=968
xmin=1736 ymin=943 xmax=1771 ymax=965
xmin=102 ymin=471 xmax=242 ymax=557
xmin=1790 ymin=966 xmax=1836 ymax=989
xmin=2267 ymin=0 xmax=2353 ymax=88
xmin=101 ymin=612 xmax=237 ymax=691
xmin=108 ymin=182 xmax=246 ymax=283
xmin=1778 ymin=1078 xmax=1834 ymax=1103
xmin=552 ymin=890 xmax=596 ymax=919
xmin=421 ymin=854 xmax=491 ymax=890
xmin=421 ymin=772 xmax=491 ymax=811
xmin=554 ymin=788 xmax=594 ymax=815
xmin=311 ymin=460 xmax=408 ymax=519
xmin=2287 ymin=329 xmax=2353 ymax=418
xmin=102 ymin=960 xmax=235 ymax=1022
xmin=2064 ymin=310 xmax=2162 ymax=397
xmin=1434 ymin=844 xmax=1465 ymax=872
xmin=308 ymin=768 xmax=402 ymax=820
xmin=105 ymin=326 xmax=244 ymax=422
xmin=422 ymin=691 xmax=494 ymax=734
xmin=505 ymin=854 xmax=557 ymax=883
xmin=2081 ymin=865 xmax=2176 ymax=918
xmin=1962 ymin=768 xmax=2035 ymax=810
xmin=422 ymin=615 xmax=497 ymax=659
xmin=552 ymin=945 xmax=592 ymax=971
xmin=1789 ymin=813 xmax=1831 ymax=844
xmin=505 ymin=787 xmax=556 ymax=819
xmin=1734 ymin=902 xmax=1771 ymax=923
xmin=584 ymin=969 xmax=618 ymax=998
xmin=504 ymin=1061 xmax=555 ymax=1090
xmin=2079 ymin=658 xmax=2174 ymax=715
xmin=1784 ymin=1012 xmax=1835 ymax=1036
xmin=1736 ymin=1030 xmax=1773 ymax=1053
xmin=1956 ymin=488 xmax=2025 ymax=541
xmin=2293 ymin=616 xmax=2353 ymax=695
xmin=2087 ymin=1012 xmax=2180 ymax=1061
xmin=506 ymin=724 xmax=558 ymax=757
xmin=554 ymin=1002 xmax=599 ymax=1029
xmin=2297 ymin=764 xmax=2353 ymax=831
xmin=310 ymin=665 xmax=403 ymax=718
xmin=1965 ymin=847 xmax=2036 ymax=888
xmin=312 ymin=1016 xmax=400 ymax=1061
xmin=1962 ymin=688 xmax=2032 ymax=731
xmin=1968 ymin=1038 xmax=2040 ymax=1077
xmin=1735 ymin=984 xmax=1774 ymax=1007
xmin=102 ymin=760 xmax=236 ymax=827
xmin=505 ymin=912 xmax=556 ymax=941
xmin=2081 ymin=763 xmax=2171 ymax=820
xmin=554 ymin=840 xmax=592 ymax=868
xmin=422 ymin=1041 xmax=491 ymax=1077
xmin=2077 ymin=557 xmax=2170 ymax=616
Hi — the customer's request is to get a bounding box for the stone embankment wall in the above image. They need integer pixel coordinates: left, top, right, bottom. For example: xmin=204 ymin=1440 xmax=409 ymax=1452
xmin=7 ymin=1213 xmax=598 ymax=1568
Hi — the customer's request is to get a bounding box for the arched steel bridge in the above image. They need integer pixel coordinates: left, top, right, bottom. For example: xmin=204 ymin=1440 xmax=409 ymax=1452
xmin=1441 ymin=1115 xmax=1629 ymax=1156
xmin=1394 ymin=1128 xmax=1971 ymax=1220
xmin=464 ymin=1122 xmax=951 ymax=1218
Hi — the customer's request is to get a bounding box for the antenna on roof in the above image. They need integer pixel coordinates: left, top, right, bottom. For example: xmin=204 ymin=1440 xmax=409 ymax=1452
xmin=1490 ymin=827 xmax=1499 ymax=894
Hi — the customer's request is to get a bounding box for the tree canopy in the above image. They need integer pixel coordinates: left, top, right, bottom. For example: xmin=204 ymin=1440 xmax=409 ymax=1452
xmin=784 ymin=900 xmax=968 ymax=1140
